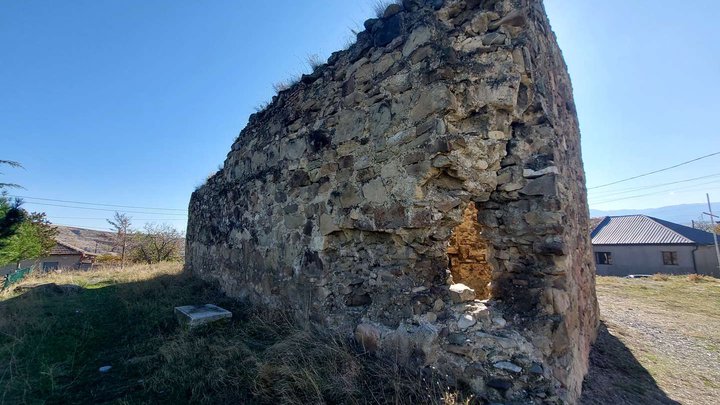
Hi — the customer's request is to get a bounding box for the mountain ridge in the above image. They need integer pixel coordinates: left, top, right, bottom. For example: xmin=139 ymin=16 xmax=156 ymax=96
xmin=590 ymin=203 xmax=720 ymax=225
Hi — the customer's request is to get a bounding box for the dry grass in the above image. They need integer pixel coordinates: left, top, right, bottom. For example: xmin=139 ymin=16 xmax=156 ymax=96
xmin=306 ymin=54 xmax=324 ymax=72
xmin=13 ymin=264 xmax=716 ymax=403
xmin=687 ymin=273 xmax=710 ymax=283
xmin=582 ymin=275 xmax=720 ymax=404
xmin=0 ymin=263 xmax=467 ymax=404
xmin=272 ymin=75 xmax=300 ymax=94
xmin=1 ymin=262 xmax=180 ymax=295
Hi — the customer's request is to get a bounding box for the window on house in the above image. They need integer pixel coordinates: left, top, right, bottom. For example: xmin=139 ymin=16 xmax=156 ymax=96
xmin=42 ymin=262 xmax=59 ymax=271
xmin=595 ymin=252 xmax=612 ymax=265
xmin=662 ymin=251 xmax=678 ymax=265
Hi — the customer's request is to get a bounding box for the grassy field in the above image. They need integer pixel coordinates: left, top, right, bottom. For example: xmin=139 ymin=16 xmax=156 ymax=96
xmin=0 ymin=263 xmax=458 ymax=404
xmin=2 ymin=265 xmax=719 ymax=404
xmin=581 ymin=275 xmax=720 ymax=404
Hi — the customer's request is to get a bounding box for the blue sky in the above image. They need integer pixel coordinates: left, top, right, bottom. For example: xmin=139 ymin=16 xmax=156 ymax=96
xmin=2 ymin=0 xmax=719 ymax=232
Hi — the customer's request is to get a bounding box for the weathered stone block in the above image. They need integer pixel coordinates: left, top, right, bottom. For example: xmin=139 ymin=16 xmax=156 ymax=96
xmin=355 ymin=323 xmax=381 ymax=352
xmin=449 ymin=283 xmax=476 ymax=303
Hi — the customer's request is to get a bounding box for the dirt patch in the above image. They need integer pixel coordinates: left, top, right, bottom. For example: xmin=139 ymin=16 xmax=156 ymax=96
xmin=582 ymin=276 xmax=720 ymax=404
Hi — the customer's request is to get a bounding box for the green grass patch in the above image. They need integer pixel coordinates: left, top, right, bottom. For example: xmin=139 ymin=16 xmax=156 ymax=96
xmin=0 ymin=263 xmax=465 ymax=404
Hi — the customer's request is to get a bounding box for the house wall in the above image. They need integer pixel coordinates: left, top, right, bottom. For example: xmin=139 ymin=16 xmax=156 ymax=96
xmin=0 ymin=254 xmax=86 ymax=276
xmin=593 ymin=244 xmax=719 ymax=277
xmin=695 ymin=245 xmax=720 ymax=277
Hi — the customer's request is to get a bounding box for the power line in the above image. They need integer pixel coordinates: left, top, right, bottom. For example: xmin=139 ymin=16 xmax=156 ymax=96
xmin=591 ymin=182 xmax=720 ymax=205
xmin=588 ymin=173 xmax=720 ymax=197
xmin=9 ymin=195 xmax=187 ymax=211
xmin=20 ymin=201 xmax=188 ymax=216
xmin=587 ymin=151 xmax=720 ymax=190
xmin=592 ymin=181 xmax=720 ymax=204
xmin=47 ymin=216 xmax=186 ymax=221
xmin=51 ymin=223 xmax=187 ymax=232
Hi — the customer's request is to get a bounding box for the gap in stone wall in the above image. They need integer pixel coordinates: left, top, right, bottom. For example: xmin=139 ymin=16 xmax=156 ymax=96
xmin=447 ymin=202 xmax=493 ymax=299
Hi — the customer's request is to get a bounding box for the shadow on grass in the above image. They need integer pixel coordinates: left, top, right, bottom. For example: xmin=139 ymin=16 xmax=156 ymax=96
xmin=0 ymin=271 xmax=248 ymax=404
xmin=6 ymin=270 xmax=676 ymax=404
xmin=581 ymin=322 xmax=680 ymax=405
xmin=0 ymin=270 xmax=455 ymax=405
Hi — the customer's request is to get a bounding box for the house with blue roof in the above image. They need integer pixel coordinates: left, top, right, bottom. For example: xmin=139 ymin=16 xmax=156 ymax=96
xmin=591 ymin=215 xmax=719 ymax=277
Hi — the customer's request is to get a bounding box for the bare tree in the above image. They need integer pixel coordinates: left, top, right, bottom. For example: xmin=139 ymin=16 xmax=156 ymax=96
xmin=131 ymin=223 xmax=183 ymax=264
xmin=693 ymin=215 xmax=719 ymax=233
xmin=107 ymin=212 xmax=132 ymax=269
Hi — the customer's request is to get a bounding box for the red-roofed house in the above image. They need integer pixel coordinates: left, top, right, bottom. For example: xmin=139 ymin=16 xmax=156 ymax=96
xmin=0 ymin=242 xmax=97 ymax=276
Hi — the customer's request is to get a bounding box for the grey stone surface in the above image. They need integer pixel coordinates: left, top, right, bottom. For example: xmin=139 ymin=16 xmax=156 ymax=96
xmin=449 ymin=283 xmax=476 ymax=303
xmin=174 ymin=304 xmax=232 ymax=327
xmin=355 ymin=323 xmax=381 ymax=352
xmin=187 ymin=0 xmax=599 ymax=402
xmin=494 ymin=361 xmax=522 ymax=373
xmin=457 ymin=314 xmax=476 ymax=330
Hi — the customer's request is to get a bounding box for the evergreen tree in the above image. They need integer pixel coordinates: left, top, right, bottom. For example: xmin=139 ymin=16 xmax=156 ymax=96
xmin=0 ymin=211 xmax=57 ymax=268
xmin=0 ymin=194 xmax=26 ymax=242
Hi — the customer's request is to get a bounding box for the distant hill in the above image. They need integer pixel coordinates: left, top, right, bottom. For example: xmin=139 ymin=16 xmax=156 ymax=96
xmin=55 ymin=226 xmax=117 ymax=255
xmin=590 ymin=203 xmax=720 ymax=226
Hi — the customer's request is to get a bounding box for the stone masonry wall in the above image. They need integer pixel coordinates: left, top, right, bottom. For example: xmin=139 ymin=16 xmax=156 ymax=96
xmin=187 ymin=0 xmax=599 ymax=402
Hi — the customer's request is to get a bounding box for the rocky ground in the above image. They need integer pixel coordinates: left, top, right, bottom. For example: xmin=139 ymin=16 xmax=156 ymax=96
xmin=581 ymin=275 xmax=720 ymax=404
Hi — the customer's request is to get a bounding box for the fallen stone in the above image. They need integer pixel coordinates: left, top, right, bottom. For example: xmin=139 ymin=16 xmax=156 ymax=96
xmin=449 ymin=283 xmax=475 ymax=303
xmin=467 ymin=302 xmax=491 ymax=323
xmin=423 ymin=311 xmax=438 ymax=323
xmin=457 ymin=314 xmax=476 ymax=330
xmin=355 ymin=323 xmax=381 ymax=352
xmin=409 ymin=323 xmax=439 ymax=354
xmin=174 ymin=304 xmax=232 ymax=327
xmin=446 ymin=344 xmax=471 ymax=356
xmin=448 ymin=332 xmax=468 ymax=345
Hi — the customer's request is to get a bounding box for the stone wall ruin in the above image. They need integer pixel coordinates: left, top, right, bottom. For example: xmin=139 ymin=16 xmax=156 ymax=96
xmin=187 ymin=0 xmax=599 ymax=402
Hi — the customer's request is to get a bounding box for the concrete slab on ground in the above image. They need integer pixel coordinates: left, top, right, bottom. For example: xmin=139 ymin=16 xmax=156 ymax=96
xmin=174 ymin=304 xmax=232 ymax=327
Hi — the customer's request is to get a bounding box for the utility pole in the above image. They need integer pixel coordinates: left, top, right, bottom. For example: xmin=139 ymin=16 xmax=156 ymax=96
xmin=706 ymin=193 xmax=720 ymax=271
